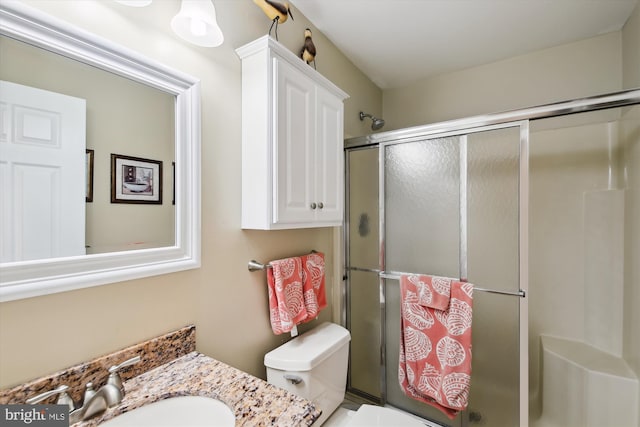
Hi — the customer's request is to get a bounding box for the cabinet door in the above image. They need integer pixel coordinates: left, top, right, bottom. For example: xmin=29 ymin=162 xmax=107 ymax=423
xmin=273 ymin=57 xmax=315 ymax=224
xmin=315 ymin=85 xmax=344 ymax=224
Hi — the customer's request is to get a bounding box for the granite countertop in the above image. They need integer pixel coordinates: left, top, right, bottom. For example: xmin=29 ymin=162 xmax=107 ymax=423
xmin=0 ymin=326 xmax=318 ymax=426
xmin=75 ymin=351 xmax=321 ymax=427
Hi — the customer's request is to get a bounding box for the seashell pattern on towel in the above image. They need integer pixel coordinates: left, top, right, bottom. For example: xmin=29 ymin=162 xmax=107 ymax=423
xmin=447 ymin=298 xmax=473 ymax=336
xmin=442 ymin=372 xmax=471 ymax=407
xmin=403 ymin=326 xmax=432 ymax=361
xmin=304 ymin=253 xmax=325 ymax=291
xmin=284 ymin=282 xmax=305 ymax=315
xmin=461 ymin=282 xmax=474 ymax=298
xmin=303 ymin=289 xmax=318 ymax=317
xmin=399 ymin=274 xmax=473 ymax=419
xmin=267 ymin=257 xmax=308 ymax=334
xmin=403 ymin=301 xmax=435 ymax=330
xmin=432 ymin=276 xmax=452 ymax=296
xmin=267 ymin=253 xmax=328 ymax=335
xmin=436 ymin=336 xmax=466 ymax=367
xmin=406 ymin=274 xmax=451 ymax=310
xmin=418 ymin=363 xmax=441 ymax=396
xmin=278 ymin=303 xmax=292 ymax=323
xmin=434 ymin=309 xmax=448 ymax=327
xmin=277 ymin=257 xmax=300 ymax=281
xmin=409 ymin=275 xmax=433 ymax=305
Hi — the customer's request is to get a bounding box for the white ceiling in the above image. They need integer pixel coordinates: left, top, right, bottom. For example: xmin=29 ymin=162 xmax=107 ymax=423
xmin=289 ymin=0 xmax=638 ymax=89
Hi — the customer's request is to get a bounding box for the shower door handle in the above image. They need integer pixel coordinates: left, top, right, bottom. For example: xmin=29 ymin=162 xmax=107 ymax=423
xmin=310 ymin=203 xmax=317 ymax=209
xmin=317 ymin=202 xmax=323 ymax=209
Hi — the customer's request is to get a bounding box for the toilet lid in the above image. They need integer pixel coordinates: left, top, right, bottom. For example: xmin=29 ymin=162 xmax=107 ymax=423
xmin=346 ymin=404 xmax=426 ymax=427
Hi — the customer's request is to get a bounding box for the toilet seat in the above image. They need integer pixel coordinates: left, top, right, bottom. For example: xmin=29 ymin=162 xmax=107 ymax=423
xmin=345 ymin=404 xmax=426 ymax=427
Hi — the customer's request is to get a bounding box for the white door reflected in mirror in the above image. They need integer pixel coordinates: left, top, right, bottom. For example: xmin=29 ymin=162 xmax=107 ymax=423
xmin=0 ymin=80 xmax=86 ymax=262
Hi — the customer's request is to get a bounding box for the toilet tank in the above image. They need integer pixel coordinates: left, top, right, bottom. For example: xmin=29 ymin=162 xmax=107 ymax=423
xmin=264 ymin=322 xmax=351 ymax=426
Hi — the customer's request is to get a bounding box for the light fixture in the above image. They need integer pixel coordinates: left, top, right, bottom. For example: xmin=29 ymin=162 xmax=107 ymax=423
xmin=171 ymin=0 xmax=223 ymax=47
xmin=115 ymin=0 xmax=153 ymax=6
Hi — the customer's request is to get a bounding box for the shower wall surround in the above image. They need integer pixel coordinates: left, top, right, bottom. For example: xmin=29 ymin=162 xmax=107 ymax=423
xmin=528 ymin=110 xmax=639 ymax=427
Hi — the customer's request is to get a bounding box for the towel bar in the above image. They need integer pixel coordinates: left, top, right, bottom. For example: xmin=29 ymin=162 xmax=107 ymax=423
xmin=248 ymin=260 xmax=270 ymax=271
xmin=248 ymin=250 xmax=318 ymax=272
xmin=347 ymin=267 xmax=525 ymax=298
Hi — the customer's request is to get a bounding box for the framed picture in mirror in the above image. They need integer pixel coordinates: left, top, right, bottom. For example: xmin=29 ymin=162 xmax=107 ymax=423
xmin=111 ymin=153 xmax=163 ymax=204
xmin=86 ymin=149 xmax=94 ymax=202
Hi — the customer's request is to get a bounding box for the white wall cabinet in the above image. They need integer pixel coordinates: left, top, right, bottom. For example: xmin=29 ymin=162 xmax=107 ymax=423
xmin=237 ymin=36 xmax=349 ymax=230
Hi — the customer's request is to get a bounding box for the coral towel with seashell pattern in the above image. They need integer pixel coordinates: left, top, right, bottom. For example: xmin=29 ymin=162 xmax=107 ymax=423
xmin=266 ymin=253 xmax=327 ymax=335
xmin=398 ymin=274 xmax=473 ymax=419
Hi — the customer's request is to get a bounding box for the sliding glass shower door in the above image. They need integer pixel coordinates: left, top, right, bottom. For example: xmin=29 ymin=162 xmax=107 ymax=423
xmin=346 ymin=123 xmax=527 ymax=427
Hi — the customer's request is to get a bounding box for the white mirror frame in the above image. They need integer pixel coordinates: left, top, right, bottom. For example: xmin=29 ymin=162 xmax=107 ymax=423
xmin=0 ymin=1 xmax=201 ymax=302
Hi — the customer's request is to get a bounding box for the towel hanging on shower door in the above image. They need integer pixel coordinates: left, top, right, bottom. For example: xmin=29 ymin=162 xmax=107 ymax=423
xmin=398 ymin=274 xmax=474 ymax=419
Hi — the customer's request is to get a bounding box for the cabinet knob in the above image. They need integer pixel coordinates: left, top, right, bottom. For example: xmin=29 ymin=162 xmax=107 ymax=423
xmin=318 ymin=202 xmax=324 ymax=209
xmin=310 ymin=203 xmax=317 ymax=209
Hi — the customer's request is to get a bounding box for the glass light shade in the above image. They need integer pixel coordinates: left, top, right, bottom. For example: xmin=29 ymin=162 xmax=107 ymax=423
xmin=171 ymin=0 xmax=223 ymax=47
xmin=115 ymin=0 xmax=153 ymax=6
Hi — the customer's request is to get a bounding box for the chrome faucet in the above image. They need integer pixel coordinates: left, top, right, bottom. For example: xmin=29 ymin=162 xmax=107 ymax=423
xmin=68 ymin=382 xmax=122 ymax=424
xmin=26 ymin=355 xmax=141 ymax=424
xmin=105 ymin=355 xmax=141 ymax=396
xmin=25 ymin=384 xmax=74 ymax=409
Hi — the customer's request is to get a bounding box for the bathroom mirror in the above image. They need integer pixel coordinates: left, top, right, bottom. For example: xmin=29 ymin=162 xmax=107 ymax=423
xmin=0 ymin=2 xmax=201 ymax=301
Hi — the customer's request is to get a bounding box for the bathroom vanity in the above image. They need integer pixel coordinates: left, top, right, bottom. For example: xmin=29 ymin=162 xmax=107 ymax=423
xmin=0 ymin=326 xmax=321 ymax=426
xmin=78 ymin=352 xmax=320 ymax=426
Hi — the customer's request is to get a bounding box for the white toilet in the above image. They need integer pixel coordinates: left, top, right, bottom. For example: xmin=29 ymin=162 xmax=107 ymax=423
xmin=264 ymin=322 xmax=426 ymax=426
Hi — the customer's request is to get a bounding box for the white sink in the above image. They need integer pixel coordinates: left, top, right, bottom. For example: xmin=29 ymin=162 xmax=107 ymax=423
xmin=100 ymin=395 xmax=235 ymax=427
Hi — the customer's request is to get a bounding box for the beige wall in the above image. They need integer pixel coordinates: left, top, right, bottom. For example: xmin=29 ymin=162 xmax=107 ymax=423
xmin=383 ymin=32 xmax=622 ymax=130
xmin=0 ymin=0 xmax=382 ymax=389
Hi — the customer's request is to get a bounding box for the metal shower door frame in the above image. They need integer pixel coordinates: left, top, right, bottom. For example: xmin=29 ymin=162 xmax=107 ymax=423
xmin=376 ymin=121 xmax=529 ymax=427
xmin=343 ymin=88 xmax=640 ymax=427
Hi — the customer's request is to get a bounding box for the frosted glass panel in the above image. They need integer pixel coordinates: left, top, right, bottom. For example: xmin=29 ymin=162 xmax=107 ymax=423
xmin=347 ymin=148 xmax=381 ymax=400
xmin=465 ymin=127 xmax=520 ymax=426
xmin=348 ymin=270 xmax=382 ymax=399
xmin=467 ymin=128 xmax=519 ymax=291
xmin=385 ymin=138 xmax=460 ymax=276
xmin=384 ymin=137 xmax=461 ymax=426
xmin=348 ymin=149 xmax=379 ymax=269
xmin=383 ymin=128 xmax=521 ymax=426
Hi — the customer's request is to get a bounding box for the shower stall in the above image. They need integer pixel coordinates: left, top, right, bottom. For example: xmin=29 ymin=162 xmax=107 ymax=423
xmin=343 ymin=89 xmax=640 ymax=427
